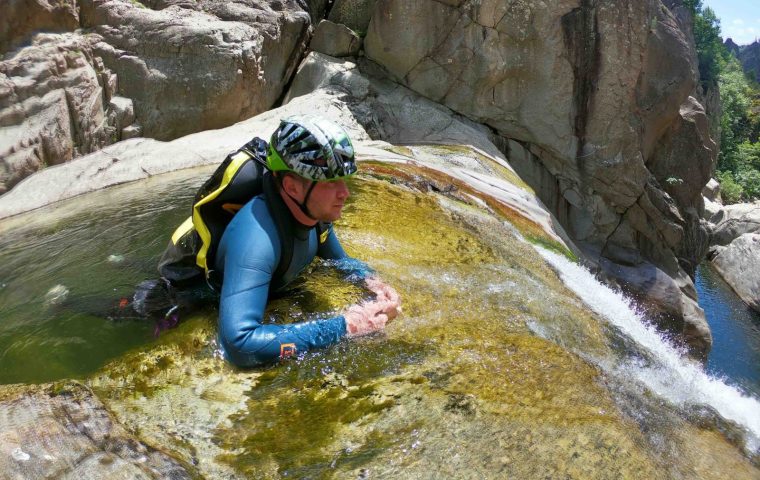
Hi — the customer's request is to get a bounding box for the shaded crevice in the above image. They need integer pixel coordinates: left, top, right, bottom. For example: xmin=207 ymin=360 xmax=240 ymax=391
xmin=323 ymin=0 xmax=336 ymax=20
xmin=272 ymin=19 xmax=314 ymax=108
xmin=491 ymin=134 xmax=572 ymax=235
xmin=63 ymin=88 xmax=82 ymax=157
xmin=272 ymin=0 xmax=344 ymax=108
xmin=561 ymin=0 xmax=600 ymax=174
xmin=600 ymin=196 xmax=638 ymax=262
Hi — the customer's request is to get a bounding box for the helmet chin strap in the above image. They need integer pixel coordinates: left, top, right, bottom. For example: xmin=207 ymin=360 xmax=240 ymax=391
xmin=284 ymin=179 xmax=318 ymax=221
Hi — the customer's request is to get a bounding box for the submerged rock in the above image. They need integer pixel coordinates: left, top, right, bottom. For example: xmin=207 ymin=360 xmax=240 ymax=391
xmin=0 ymin=381 xmax=192 ymax=479
xmin=107 ymin=254 xmax=125 ymax=264
xmin=43 ymin=284 xmax=69 ymax=306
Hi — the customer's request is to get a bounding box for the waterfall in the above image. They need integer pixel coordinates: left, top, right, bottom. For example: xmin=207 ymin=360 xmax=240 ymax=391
xmin=536 ymin=247 xmax=760 ymax=453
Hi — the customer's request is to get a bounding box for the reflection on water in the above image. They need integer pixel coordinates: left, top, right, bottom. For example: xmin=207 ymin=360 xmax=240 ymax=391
xmin=697 ymin=264 xmax=760 ymax=398
xmin=0 ymin=167 xmax=212 ymax=385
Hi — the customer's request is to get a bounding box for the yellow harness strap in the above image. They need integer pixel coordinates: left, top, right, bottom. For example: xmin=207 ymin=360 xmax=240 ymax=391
xmin=193 ymin=151 xmax=251 ymax=272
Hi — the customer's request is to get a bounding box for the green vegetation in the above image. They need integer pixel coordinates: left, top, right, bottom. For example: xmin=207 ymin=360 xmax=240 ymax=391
xmin=689 ymin=0 xmax=760 ymax=203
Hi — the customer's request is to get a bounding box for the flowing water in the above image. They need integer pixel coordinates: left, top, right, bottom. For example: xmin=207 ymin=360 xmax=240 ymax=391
xmin=1 ymin=153 xmax=759 ymax=478
xmin=536 ymin=249 xmax=760 ymax=454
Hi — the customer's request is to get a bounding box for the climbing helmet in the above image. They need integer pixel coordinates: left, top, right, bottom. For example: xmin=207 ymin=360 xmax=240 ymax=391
xmin=267 ymin=115 xmax=357 ymax=181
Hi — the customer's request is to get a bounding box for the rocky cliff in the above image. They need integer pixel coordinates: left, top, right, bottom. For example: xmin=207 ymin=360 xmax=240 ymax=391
xmin=1 ymin=0 xmax=325 ymax=192
xmin=363 ymin=0 xmax=715 ymax=355
xmin=0 ymin=0 xmax=717 ymax=355
xmin=0 ymin=96 xmax=757 ymax=476
xmin=733 ymin=39 xmax=760 ymax=83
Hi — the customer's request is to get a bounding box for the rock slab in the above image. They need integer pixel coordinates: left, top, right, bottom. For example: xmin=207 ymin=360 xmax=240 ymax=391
xmin=0 ymin=33 xmax=126 ymax=194
xmin=311 ymin=19 xmax=361 ymax=57
xmin=0 ymin=381 xmax=192 ymax=479
xmin=712 ymin=233 xmax=760 ymax=312
xmin=0 ymin=0 xmax=327 ymax=193
xmin=708 ymin=201 xmax=760 ymax=313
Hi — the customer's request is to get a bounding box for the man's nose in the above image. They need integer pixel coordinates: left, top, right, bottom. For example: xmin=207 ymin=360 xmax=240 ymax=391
xmin=336 ymin=180 xmax=350 ymax=199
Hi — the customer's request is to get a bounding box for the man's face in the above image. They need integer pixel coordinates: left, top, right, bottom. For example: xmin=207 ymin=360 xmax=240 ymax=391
xmin=284 ymin=173 xmax=350 ymax=223
xmin=305 ymin=179 xmax=350 ymax=222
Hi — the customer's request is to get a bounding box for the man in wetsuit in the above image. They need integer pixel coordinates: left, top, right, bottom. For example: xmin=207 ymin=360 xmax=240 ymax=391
xmin=214 ymin=115 xmax=400 ymax=367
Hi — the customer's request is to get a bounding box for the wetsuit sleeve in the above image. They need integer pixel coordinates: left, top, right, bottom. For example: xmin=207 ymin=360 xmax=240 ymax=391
xmin=218 ymin=225 xmax=347 ymax=368
xmin=317 ymin=225 xmax=374 ymax=280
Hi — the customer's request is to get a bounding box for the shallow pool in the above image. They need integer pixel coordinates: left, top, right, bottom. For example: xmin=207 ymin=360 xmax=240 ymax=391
xmin=697 ymin=263 xmax=760 ymax=398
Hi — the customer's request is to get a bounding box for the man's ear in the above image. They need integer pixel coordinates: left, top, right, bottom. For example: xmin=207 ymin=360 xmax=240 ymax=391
xmin=281 ymin=174 xmax=303 ymax=199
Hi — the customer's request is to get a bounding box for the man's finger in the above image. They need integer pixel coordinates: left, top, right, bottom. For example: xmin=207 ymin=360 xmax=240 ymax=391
xmin=383 ymin=285 xmax=400 ymax=304
xmin=368 ymin=285 xmax=390 ymax=301
xmin=365 ymin=277 xmax=391 ymax=299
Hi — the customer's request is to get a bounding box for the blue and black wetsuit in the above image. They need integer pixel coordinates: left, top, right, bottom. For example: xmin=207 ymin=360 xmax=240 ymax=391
xmin=214 ymin=175 xmax=370 ymax=367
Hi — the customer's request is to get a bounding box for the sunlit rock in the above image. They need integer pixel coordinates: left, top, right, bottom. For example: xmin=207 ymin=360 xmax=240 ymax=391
xmin=712 ymin=233 xmax=760 ymax=313
xmin=0 ymin=134 xmax=757 ymax=478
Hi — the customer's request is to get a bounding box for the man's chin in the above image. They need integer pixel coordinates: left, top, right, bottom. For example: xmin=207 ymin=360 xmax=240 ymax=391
xmin=317 ymin=211 xmax=342 ymax=223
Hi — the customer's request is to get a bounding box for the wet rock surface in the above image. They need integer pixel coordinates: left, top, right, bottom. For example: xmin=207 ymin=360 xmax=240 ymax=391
xmin=0 ymin=137 xmax=758 ymax=478
xmin=362 ymin=0 xmax=714 ymax=355
xmin=0 ymin=381 xmax=191 ymax=479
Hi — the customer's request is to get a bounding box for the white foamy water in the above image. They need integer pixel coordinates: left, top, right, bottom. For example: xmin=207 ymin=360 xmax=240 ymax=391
xmin=536 ymin=247 xmax=760 ymax=453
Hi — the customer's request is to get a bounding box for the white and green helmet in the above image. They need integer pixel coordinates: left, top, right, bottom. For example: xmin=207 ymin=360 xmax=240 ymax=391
xmin=267 ymin=115 xmax=357 ymax=181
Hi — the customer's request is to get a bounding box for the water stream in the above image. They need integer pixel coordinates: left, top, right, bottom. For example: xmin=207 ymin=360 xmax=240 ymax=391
xmin=537 ymin=248 xmax=760 ymax=453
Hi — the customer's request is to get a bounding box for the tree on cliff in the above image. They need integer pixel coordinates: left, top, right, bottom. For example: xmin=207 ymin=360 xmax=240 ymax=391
xmin=688 ymin=0 xmax=760 ymax=203
xmin=690 ymin=1 xmax=726 ymax=91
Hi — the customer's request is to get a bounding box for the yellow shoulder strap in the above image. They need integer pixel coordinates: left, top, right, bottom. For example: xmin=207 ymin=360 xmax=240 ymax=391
xmin=193 ymin=150 xmax=251 ymax=272
xmin=171 ymin=216 xmax=194 ymax=245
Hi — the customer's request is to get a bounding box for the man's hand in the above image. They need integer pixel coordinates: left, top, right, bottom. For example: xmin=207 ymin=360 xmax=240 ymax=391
xmin=344 ymin=277 xmax=401 ymax=337
xmin=365 ymin=276 xmax=401 ymax=320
